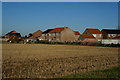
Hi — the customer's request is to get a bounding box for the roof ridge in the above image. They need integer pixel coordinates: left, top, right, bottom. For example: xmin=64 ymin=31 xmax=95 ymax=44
xmin=86 ymin=28 xmax=102 ymax=34
xmin=87 ymin=28 xmax=99 ymax=30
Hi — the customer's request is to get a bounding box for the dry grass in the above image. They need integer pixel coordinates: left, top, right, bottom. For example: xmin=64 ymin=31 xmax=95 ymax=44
xmin=2 ymin=44 xmax=119 ymax=78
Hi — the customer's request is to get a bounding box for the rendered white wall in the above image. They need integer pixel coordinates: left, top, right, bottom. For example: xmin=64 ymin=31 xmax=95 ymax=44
xmin=102 ymin=39 xmax=120 ymax=44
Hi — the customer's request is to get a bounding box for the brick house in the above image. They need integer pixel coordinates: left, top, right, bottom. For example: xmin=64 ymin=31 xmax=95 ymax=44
xmin=29 ymin=30 xmax=42 ymax=40
xmin=79 ymin=34 xmax=96 ymax=41
xmin=101 ymin=29 xmax=120 ymax=39
xmin=39 ymin=27 xmax=76 ymax=41
xmin=83 ymin=28 xmax=102 ymax=41
xmin=5 ymin=30 xmax=21 ymax=39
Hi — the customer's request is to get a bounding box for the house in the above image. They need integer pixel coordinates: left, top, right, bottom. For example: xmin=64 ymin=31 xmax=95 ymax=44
xmin=83 ymin=28 xmax=102 ymax=41
xmin=74 ymin=31 xmax=80 ymax=41
xmin=28 ymin=30 xmax=42 ymax=40
xmin=38 ymin=29 xmax=53 ymax=41
xmin=79 ymin=34 xmax=96 ymax=41
xmin=49 ymin=27 xmax=77 ymax=41
xmin=40 ymin=27 xmax=76 ymax=41
xmin=101 ymin=29 xmax=120 ymax=39
xmin=4 ymin=30 xmax=21 ymax=39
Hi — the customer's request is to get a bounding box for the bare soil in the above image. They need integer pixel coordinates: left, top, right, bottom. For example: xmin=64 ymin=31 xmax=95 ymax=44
xmin=2 ymin=44 xmax=119 ymax=78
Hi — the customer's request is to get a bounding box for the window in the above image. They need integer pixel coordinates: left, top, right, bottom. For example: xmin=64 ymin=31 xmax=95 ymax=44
xmin=108 ymin=34 xmax=111 ymax=37
xmin=49 ymin=33 xmax=52 ymax=36
xmin=53 ymin=33 xmax=55 ymax=36
xmin=49 ymin=39 xmax=52 ymax=41
xmin=99 ymin=34 xmax=102 ymax=37
xmin=42 ymin=34 xmax=45 ymax=36
xmin=49 ymin=33 xmax=56 ymax=36
xmin=56 ymin=33 xmax=60 ymax=36
xmin=112 ymin=34 xmax=116 ymax=37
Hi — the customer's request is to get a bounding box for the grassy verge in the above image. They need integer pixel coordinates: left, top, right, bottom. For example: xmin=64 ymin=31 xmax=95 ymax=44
xmin=61 ymin=66 xmax=120 ymax=78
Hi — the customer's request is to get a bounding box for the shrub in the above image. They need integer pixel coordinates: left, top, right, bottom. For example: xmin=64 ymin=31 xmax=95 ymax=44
xmin=86 ymin=41 xmax=102 ymax=46
xmin=34 ymin=40 xmax=119 ymax=47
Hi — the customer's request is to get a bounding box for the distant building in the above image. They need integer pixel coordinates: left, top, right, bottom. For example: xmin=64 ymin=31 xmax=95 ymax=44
xmin=49 ymin=27 xmax=77 ymax=41
xmin=101 ymin=29 xmax=120 ymax=39
xmin=38 ymin=29 xmax=53 ymax=41
xmin=101 ymin=39 xmax=120 ymax=44
xmin=39 ymin=27 xmax=77 ymax=41
xmin=28 ymin=30 xmax=42 ymax=40
xmin=74 ymin=31 xmax=80 ymax=41
xmin=79 ymin=34 xmax=96 ymax=41
xmin=83 ymin=28 xmax=102 ymax=41
xmin=4 ymin=30 xmax=21 ymax=39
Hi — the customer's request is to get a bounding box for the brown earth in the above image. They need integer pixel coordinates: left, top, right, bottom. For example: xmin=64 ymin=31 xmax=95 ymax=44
xmin=2 ymin=44 xmax=119 ymax=78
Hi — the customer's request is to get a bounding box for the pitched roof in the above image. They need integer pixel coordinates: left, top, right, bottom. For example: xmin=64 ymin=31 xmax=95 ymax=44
xmin=32 ymin=30 xmax=42 ymax=36
xmin=86 ymin=28 xmax=102 ymax=34
xmin=29 ymin=36 xmax=35 ymax=39
xmin=11 ymin=31 xmax=17 ymax=33
xmin=49 ymin=27 xmax=65 ymax=33
xmin=101 ymin=29 xmax=120 ymax=34
xmin=74 ymin=31 xmax=80 ymax=35
xmin=6 ymin=30 xmax=18 ymax=35
xmin=81 ymin=34 xmax=95 ymax=38
xmin=29 ymin=30 xmax=42 ymax=39
xmin=113 ymin=36 xmax=120 ymax=39
xmin=5 ymin=30 xmax=21 ymax=38
xmin=42 ymin=29 xmax=53 ymax=34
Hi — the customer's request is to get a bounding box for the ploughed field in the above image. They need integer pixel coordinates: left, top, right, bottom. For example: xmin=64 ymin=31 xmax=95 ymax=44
xmin=2 ymin=44 xmax=118 ymax=78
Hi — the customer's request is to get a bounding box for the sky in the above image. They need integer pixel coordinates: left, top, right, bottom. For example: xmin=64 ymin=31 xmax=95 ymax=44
xmin=118 ymin=2 xmax=120 ymax=29
xmin=0 ymin=1 xmax=2 ymax=36
xmin=2 ymin=0 xmax=120 ymax=2
xmin=2 ymin=2 xmax=118 ymax=36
